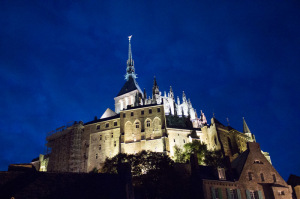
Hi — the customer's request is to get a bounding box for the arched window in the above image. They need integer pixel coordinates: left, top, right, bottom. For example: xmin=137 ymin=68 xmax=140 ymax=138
xmin=146 ymin=120 xmax=151 ymax=127
xmin=136 ymin=122 xmax=140 ymax=128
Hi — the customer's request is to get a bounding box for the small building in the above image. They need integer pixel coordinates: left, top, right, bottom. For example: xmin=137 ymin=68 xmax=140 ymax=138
xmin=199 ymin=142 xmax=292 ymax=199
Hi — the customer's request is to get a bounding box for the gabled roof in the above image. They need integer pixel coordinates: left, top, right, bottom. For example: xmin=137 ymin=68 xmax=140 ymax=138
xmin=117 ymin=76 xmax=143 ymax=97
xmin=101 ymin=108 xmax=117 ymax=119
xmin=231 ymin=150 xmax=250 ymax=178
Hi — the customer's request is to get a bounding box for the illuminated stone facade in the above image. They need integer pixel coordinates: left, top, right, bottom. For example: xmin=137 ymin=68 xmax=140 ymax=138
xmin=45 ymin=37 xmax=263 ymax=173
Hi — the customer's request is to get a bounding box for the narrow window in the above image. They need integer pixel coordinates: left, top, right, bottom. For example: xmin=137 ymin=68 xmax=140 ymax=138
xmin=111 ymin=133 xmax=113 ymax=138
xmin=141 ymin=110 xmax=144 ymax=115
xmin=183 ymin=139 xmax=185 ymax=143
xmin=260 ymin=173 xmax=264 ymax=182
xmin=149 ymin=109 xmax=152 ymax=114
xmin=248 ymin=172 xmax=253 ymax=181
xmin=99 ymin=145 xmax=101 ymax=150
xmin=97 ymin=125 xmax=100 ymax=130
xmin=157 ymin=108 xmax=160 ymax=112
xmin=123 ymin=113 xmax=126 ymax=118
xmin=106 ymin=123 xmax=109 ymax=128
xmin=114 ymin=121 xmax=117 ymax=126
xmin=218 ymin=168 xmax=226 ymax=180
xmin=136 ymin=122 xmax=139 ymax=128
xmin=131 ymin=112 xmax=134 ymax=116
xmin=100 ymin=135 xmax=102 ymax=140
xmin=174 ymin=139 xmax=175 ymax=142
xmin=147 ymin=120 xmax=150 ymax=127
xmin=214 ymin=136 xmax=218 ymax=145
xmin=114 ymin=141 xmax=116 ymax=147
xmin=96 ymin=154 xmax=98 ymax=159
xmin=273 ymin=174 xmax=276 ymax=182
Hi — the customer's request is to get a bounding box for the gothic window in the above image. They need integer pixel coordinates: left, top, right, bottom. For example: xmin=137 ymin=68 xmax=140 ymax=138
xmin=149 ymin=109 xmax=152 ymax=114
xmin=260 ymin=173 xmax=265 ymax=182
xmin=146 ymin=120 xmax=151 ymax=127
xmin=141 ymin=110 xmax=144 ymax=115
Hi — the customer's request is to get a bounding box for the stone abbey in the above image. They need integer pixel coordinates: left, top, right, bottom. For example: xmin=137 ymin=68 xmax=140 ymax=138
xmin=44 ymin=36 xmax=262 ymax=173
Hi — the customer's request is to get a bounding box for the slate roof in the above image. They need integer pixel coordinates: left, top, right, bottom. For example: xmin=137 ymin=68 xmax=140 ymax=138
xmin=101 ymin=108 xmax=117 ymax=119
xmin=231 ymin=149 xmax=250 ymax=179
xmin=117 ymin=76 xmax=143 ymax=97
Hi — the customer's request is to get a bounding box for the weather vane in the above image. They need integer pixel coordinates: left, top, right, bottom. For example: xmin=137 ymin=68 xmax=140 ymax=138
xmin=128 ymin=35 xmax=132 ymax=41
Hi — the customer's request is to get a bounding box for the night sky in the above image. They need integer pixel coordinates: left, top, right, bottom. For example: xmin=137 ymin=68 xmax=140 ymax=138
xmin=1 ymin=1 xmax=299 ymax=180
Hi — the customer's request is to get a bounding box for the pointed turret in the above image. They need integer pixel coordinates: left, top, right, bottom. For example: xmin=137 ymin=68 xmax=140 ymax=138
xmin=243 ymin=117 xmax=256 ymax=142
xmin=243 ymin=117 xmax=251 ymax=134
xmin=169 ymin=86 xmax=174 ymax=99
xmin=125 ymin=35 xmax=136 ymax=80
xmin=152 ymin=76 xmax=159 ymax=96
xmin=182 ymin=91 xmax=187 ymax=102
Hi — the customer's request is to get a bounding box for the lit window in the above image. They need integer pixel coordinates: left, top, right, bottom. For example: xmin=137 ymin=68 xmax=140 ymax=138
xmin=147 ymin=120 xmax=150 ymax=127
xmin=99 ymin=145 xmax=101 ymax=150
xmin=149 ymin=109 xmax=152 ymax=114
xmin=106 ymin=123 xmax=109 ymax=128
xmin=157 ymin=108 xmax=160 ymax=112
xmin=278 ymin=191 xmax=285 ymax=195
xmin=97 ymin=125 xmax=100 ymax=130
xmin=141 ymin=110 xmax=144 ymax=115
xmin=131 ymin=112 xmax=134 ymax=116
xmin=96 ymin=154 xmax=98 ymax=159
xmin=218 ymin=168 xmax=226 ymax=180
xmin=136 ymin=122 xmax=139 ymax=128
xmin=114 ymin=122 xmax=117 ymax=126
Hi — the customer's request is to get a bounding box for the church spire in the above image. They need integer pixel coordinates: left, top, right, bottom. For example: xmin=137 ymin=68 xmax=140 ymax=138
xmin=125 ymin=35 xmax=136 ymax=80
xmin=243 ymin=117 xmax=251 ymax=134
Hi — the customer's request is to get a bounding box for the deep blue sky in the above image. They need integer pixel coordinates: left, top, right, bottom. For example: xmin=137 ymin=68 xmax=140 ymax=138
xmin=0 ymin=0 xmax=299 ymax=180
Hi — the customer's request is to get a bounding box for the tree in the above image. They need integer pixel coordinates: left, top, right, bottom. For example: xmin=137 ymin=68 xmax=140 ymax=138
xmin=204 ymin=150 xmax=225 ymax=168
xmin=102 ymin=150 xmax=173 ymax=177
xmin=183 ymin=140 xmax=207 ymax=165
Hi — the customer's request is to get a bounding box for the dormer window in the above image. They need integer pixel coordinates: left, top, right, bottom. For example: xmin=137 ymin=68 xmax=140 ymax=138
xmin=218 ymin=168 xmax=226 ymax=180
xmin=254 ymin=160 xmax=263 ymax=164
